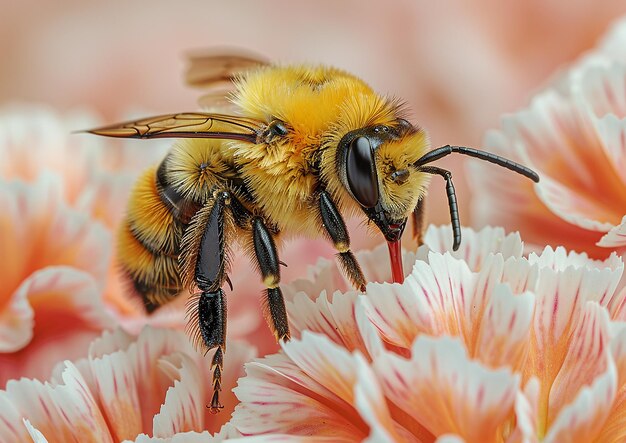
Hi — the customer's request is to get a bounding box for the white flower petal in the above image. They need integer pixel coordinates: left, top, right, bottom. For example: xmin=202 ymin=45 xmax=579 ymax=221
xmin=419 ymin=225 xmax=524 ymax=271
xmin=286 ymin=291 xmax=368 ymax=355
xmin=597 ymin=215 xmax=626 ymax=248
xmin=477 ymin=284 xmax=535 ymax=370
xmin=23 ymin=419 xmax=48 ymax=443
xmin=89 ymin=346 xmax=142 ymax=441
xmin=534 ymin=175 xmax=615 ymax=232
xmin=153 ymin=353 xmax=204 ymax=437
xmin=366 ymin=253 xmax=475 ymax=350
xmin=353 ymin=355 xmax=401 ymax=442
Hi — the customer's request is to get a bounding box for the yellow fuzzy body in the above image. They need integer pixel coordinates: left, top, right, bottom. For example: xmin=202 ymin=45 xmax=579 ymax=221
xmin=118 ymin=64 xmax=432 ymax=305
xmin=180 ymin=64 xmax=431 ymax=239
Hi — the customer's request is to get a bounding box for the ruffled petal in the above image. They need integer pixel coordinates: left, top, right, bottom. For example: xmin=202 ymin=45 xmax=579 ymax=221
xmin=374 ymin=336 xmax=519 ymax=442
xmin=578 ymin=62 xmax=626 ymax=185
xmin=153 ymin=353 xmax=204 ymax=437
xmin=548 ymin=303 xmax=612 ymax=423
xmin=23 ymin=419 xmax=48 ymax=443
xmin=597 ymin=216 xmax=626 ymax=248
xmin=476 ymin=284 xmax=535 ymax=371
xmin=418 ymin=225 xmax=524 ymax=271
xmin=534 ymin=175 xmax=615 ymax=232
xmin=0 ymin=267 xmax=115 ymax=384
xmin=232 ymin=332 xmax=371 ymax=440
xmin=353 ymin=355 xmax=406 ymax=442
xmin=2 ymin=361 xmax=114 ymax=442
xmin=366 ymin=253 xmax=475 ymax=351
xmin=544 ymin=356 xmax=617 ymax=442
xmin=286 ymin=291 xmax=369 ymax=355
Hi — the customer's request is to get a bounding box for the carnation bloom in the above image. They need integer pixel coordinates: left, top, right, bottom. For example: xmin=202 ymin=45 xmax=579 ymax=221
xmin=470 ymin=17 xmax=626 ymax=258
xmin=0 ymin=174 xmax=116 ymax=385
xmin=0 ymin=326 xmax=255 ymax=442
xmin=229 ymin=226 xmax=626 ymax=441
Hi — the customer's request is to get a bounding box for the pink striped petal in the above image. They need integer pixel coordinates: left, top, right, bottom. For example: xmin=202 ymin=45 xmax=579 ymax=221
xmin=232 ymin=332 xmax=372 ymax=440
xmin=419 ymin=225 xmax=524 ymax=271
xmin=597 ymin=216 xmax=626 ymax=248
xmin=88 ymin=346 xmax=143 ymax=441
xmin=353 ymin=355 xmax=407 ymax=442
xmin=366 ymin=253 xmax=475 ymax=351
xmin=476 ymin=284 xmax=535 ymax=370
xmin=548 ymin=303 xmax=611 ymax=421
xmin=286 ymin=292 xmax=369 ymax=355
xmin=544 ymin=356 xmax=617 ymax=442
xmin=374 ymin=336 xmax=519 ymax=442
xmin=2 ymin=361 xmax=114 ymax=442
xmin=153 ymin=353 xmax=204 ymax=437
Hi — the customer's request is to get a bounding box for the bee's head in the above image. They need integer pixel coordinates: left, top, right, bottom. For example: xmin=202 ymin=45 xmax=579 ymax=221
xmin=335 ymin=119 xmax=431 ymax=242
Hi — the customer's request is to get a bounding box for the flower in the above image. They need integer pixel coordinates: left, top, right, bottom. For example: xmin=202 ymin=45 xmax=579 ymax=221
xmin=470 ymin=17 xmax=626 ymax=258
xmin=228 ymin=226 xmax=626 ymax=441
xmin=0 ymin=326 xmax=255 ymax=442
xmin=0 ymin=174 xmax=116 ymax=385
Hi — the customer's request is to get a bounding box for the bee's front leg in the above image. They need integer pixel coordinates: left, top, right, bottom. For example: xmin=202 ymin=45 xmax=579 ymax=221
xmin=251 ymin=216 xmax=291 ymax=342
xmin=318 ymin=190 xmax=366 ymax=292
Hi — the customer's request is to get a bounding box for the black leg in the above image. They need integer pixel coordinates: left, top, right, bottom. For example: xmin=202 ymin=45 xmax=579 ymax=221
xmin=319 ymin=190 xmax=366 ymax=291
xmin=412 ymin=196 xmax=426 ymax=246
xmin=180 ymin=191 xmax=232 ymax=413
xmin=252 ymin=217 xmax=290 ymax=342
xmin=418 ymin=166 xmax=461 ymax=251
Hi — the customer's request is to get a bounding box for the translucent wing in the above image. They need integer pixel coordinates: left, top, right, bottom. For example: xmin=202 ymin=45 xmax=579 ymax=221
xmin=185 ymin=48 xmax=269 ymax=89
xmin=87 ymin=112 xmax=263 ymax=143
xmin=185 ymin=48 xmax=270 ymax=110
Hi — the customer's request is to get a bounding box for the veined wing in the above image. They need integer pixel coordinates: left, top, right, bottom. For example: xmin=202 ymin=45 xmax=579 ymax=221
xmin=87 ymin=112 xmax=264 ymax=143
xmin=185 ymin=48 xmax=270 ymax=111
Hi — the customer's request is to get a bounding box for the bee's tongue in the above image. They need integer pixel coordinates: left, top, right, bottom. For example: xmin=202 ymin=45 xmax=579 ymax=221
xmin=386 ymin=238 xmax=404 ymax=283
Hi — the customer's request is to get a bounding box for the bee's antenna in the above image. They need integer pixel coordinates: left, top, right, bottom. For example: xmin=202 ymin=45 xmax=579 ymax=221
xmin=417 ymin=166 xmax=461 ymax=251
xmin=413 ymin=145 xmax=540 ymax=183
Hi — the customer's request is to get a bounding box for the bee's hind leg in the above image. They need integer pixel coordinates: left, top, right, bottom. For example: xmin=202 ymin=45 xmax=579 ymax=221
xmin=180 ymin=191 xmax=232 ymax=413
xmin=251 ymin=216 xmax=291 ymax=342
xmin=318 ymin=190 xmax=366 ymax=292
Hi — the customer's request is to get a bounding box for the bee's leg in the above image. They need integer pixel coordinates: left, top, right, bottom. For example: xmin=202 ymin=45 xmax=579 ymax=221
xmin=251 ymin=216 xmax=291 ymax=342
xmin=412 ymin=196 xmax=426 ymax=246
xmin=181 ymin=191 xmax=231 ymax=413
xmin=319 ymin=190 xmax=366 ymax=292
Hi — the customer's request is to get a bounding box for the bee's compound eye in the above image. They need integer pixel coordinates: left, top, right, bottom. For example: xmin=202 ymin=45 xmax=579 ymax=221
xmin=346 ymin=136 xmax=379 ymax=208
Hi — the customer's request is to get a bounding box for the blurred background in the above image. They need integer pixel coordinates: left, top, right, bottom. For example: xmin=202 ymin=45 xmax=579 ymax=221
xmin=1 ymin=0 xmax=623 ymax=228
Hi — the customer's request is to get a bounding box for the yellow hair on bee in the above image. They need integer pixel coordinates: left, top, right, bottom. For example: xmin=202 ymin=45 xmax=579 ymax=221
xmin=233 ymin=64 xmax=373 ymax=137
xmin=117 ymin=222 xmax=181 ymax=304
xmin=126 ymin=166 xmax=181 ymax=254
xmin=167 ymin=139 xmax=232 ymax=202
xmin=377 ymin=129 xmax=431 ymax=218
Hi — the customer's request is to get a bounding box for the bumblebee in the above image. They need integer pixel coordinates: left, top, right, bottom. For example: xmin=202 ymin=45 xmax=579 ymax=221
xmin=88 ymin=52 xmax=539 ymax=411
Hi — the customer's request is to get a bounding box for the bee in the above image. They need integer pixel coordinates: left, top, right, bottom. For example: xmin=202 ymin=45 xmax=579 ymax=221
xmin=88 ymin=51 xmax=539 ymax=412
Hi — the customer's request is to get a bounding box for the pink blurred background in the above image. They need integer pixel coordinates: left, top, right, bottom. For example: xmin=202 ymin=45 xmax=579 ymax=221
xmin=1 ymin=0 xmax=623 ymax=226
